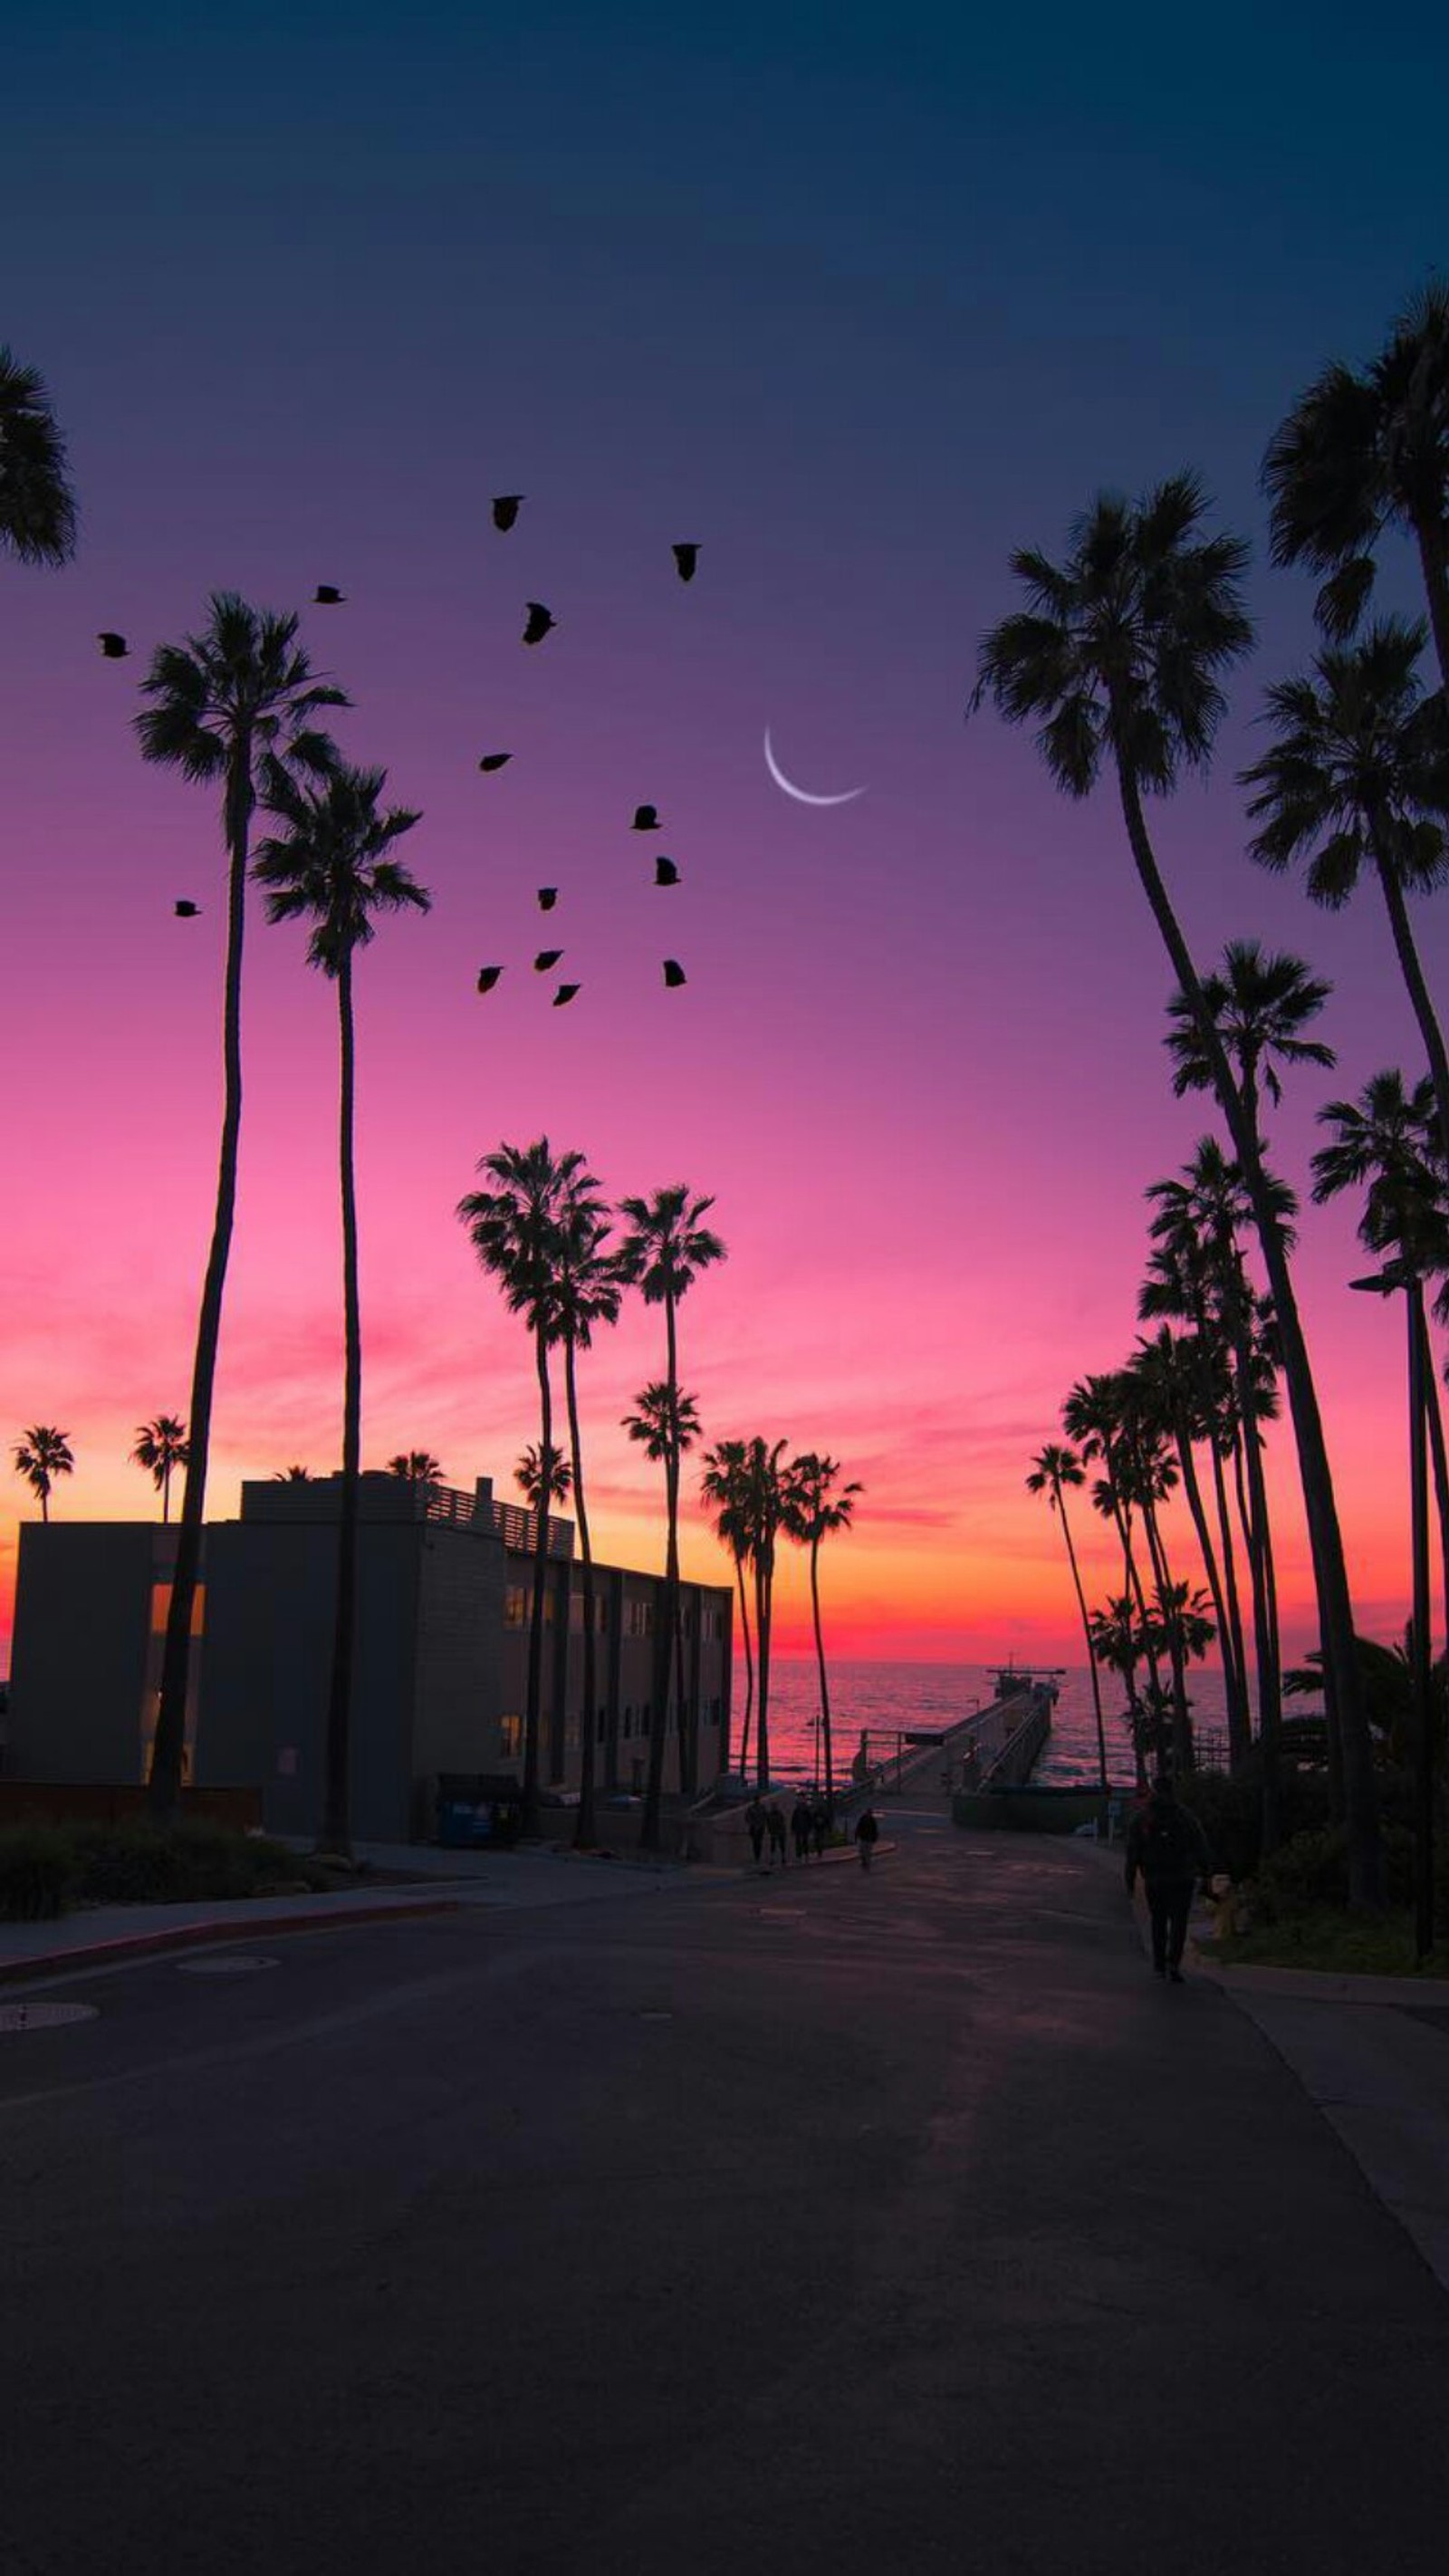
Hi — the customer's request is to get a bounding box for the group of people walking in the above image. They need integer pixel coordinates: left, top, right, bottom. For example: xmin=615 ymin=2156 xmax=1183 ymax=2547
xmin=744 ymin=1793 xmax=881 ymax=1871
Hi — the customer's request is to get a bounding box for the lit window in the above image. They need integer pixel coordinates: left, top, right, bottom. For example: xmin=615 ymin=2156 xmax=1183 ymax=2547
xmin=504 ymin=1586 xmax=527 ymax=1629
xmin=499 ymin=1714 xmax=523 ymax=1756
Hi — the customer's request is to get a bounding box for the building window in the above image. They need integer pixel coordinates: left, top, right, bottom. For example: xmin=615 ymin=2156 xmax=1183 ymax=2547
xmin=504 ymin=1585 xmax=527 ymax=1629
xmin=596 ymin=1706 xmax=608 ymax=1745
xmin=626 ymin=1599 xmax=653 ymax=1639
xmin=499 ymin=1713 xmax=523 ymax=1756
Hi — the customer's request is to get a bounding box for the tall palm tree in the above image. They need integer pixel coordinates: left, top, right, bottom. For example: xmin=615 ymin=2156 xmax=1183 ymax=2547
xmin=516 ymin=1443 xmax=572 ymax=1509
xmin=782 ymin=1453 xmax=862 ymax=1821
xmin=1147 ymin=1141 xmax=1290 ymax=1840
xmin=616 ymin=1187 xmax=726 ymax=1849
xmin=459 ymin=1139 xmax=588 ymax=1837
xmin=700 ymin=1439 xmax=755 ymax=1781
xmin=972 ymin=476 xmax=1382 ymax=1899
xmin=130 ymin=1416 xmax=189 ymax=1523
xmin=387 ymin=1451 xmax=445 ymax=1497
xmin=1241 ymin=620 xmax=1449 ymax=1175
xmin=737 ymin=1437 xmax=790 ymax=1793
xmin=1026 ymin=1443 xmax=1110 ymax=1802
xmin=254 ymin=760 xmax=427 ymax=1859
xmin=551 ymin=1189 xmax=622 ymax=1849
xmin=0 ymin=347 xmax=77 ymax=567
xmin=1263 ymin=281 xmax=1449 ymax=685
xmin=137 ymin=595 xmax=347 ymax=1822
xmin=1164 ymin=941 xmax=1336 ymax=1132
xmin=11 ymin=1426 xmax=73 ymax=1523
xmin=623 ymin=1382 xmax=703 ymax=1797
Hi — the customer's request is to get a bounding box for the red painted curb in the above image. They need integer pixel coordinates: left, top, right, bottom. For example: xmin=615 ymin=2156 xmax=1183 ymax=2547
xmin=0 ymin=1896 xmax=466 ymax=1986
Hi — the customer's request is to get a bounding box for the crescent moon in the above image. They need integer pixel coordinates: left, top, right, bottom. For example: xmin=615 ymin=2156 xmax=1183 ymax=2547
xmin=763 ymin=726 xmax=865 ymax=806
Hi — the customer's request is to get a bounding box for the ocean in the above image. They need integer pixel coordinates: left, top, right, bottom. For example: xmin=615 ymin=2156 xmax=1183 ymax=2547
xmin=738 ymin=1657 xmax=1242 ymax=1790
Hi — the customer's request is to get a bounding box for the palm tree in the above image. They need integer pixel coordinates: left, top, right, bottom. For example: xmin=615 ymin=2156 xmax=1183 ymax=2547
xmin=459 ymin=1139 xmax=589 ymax=1837
xmin=1130 ymin=1322 xmax=1248 ymax=1768
xmin=130 ymin=1416 xmax=189 ymax=1523
xmin=551 ymin=1190 xmax=623 ymax=1848
xmin=700 ymin=1439 xmax=756 ymax=1781
xmin=516 ymin=1443 xmax=572 ymax=1509
xmin=1262 ymin=281 xmax=1449 ymax=685
xmin=0 ymin=347 xmax=77 ymax=567
xmin=616 ymin=1187 xmax=726 ymax=1849
xmin=1026 ymin=1443 xmax=1111 ymax=1803
xmin=137 ymin=595 xmax=347 ymax=1822
xmin=782 ymin=1454 xmax=862 ymax=1821
xmin=1240 ymin=621 xmax=1449 ymax=1175
xmin=11 ymin=1426 xmax=73 ymax=1523
xmin=272 ymin=1465 xmax=313 ymax=1482
xmin=387 ymin=1451 xmax=445 ymax=1498
xmin=254 ymin=760 xmax=427 ymax=1859
xmin=737 ymin=1437 xmax=790 ymax=1793
xmin=972 ymin=476 xmax=1382 ymax=1899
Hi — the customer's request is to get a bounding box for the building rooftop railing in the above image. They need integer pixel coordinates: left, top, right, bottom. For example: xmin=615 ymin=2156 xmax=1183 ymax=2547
xmin=421 ymin=1483 xmax=573 ymax=1559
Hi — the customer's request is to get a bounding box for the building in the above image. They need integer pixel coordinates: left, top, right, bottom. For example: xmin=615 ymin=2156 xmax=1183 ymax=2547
xmin=5 ymin=1472 xmax=733 ymax=1841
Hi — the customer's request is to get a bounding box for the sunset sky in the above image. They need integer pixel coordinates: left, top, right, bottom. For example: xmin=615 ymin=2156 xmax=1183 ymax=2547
xmin=3 ymin=2 xmax=1447 ymax=1674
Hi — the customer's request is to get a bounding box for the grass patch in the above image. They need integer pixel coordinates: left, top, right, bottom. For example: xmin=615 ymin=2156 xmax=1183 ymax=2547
xmin=1211 ymin=1905 xmax=1449 ymax=1980
xmin=0 ymin=1819 xmax=337 ymax=1917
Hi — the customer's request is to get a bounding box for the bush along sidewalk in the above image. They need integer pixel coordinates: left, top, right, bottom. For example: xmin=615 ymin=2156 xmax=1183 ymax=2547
xmin=0 ymin=1819 xmax=337 ymax=1921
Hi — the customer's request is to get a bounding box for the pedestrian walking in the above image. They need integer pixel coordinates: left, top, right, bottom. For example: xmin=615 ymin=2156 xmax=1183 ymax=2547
xmin=854 ymin=1806 xmax=879 ymax=1870
xmin=1124 ymin=1773 xmax=1212 ymax=1983
xmin=810 ymin=1795 xmax=829 ymax=1860
xmin=790 ymin=1795 xmax=812 ymax=1864
xmin=745 ymin=1793 xmax=766 ymax=1869
xmin=765 ymin=1800 xmax=787 ymax=1869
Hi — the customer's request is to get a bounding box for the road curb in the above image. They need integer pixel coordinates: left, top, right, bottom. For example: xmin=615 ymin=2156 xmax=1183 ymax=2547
xmin=0 ymin=1895 xmax=467 ymax=1987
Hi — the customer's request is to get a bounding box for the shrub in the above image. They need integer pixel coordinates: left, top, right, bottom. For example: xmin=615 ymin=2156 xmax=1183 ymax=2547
xmin=1176 ymin=1760 xmax=1333 ymax=1883
xmin=69 ymin=1820 xmax=318 ymax=1906
xmin=0 ymin=1825 xmax=78 ymax=1920
xmin=1254 ymin=1821 xmax=1417 ymax=1920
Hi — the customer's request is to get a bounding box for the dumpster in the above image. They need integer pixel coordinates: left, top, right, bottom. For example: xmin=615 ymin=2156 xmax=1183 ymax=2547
xmin=436 ymin=1773 xmax=523 ymax=1849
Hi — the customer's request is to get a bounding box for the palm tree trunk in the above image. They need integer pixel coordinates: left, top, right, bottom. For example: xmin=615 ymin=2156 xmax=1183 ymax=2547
xmin=1173 ymin=1426 xmax=1242 ymax=1766
xmin=1373 ymin=845 xmax=1449 ymax=1177
xmin=564 ymin=1333 xmax=600 ymax=1852
xmin=732 ymin=1551 xmax=753 ymax=1781
xmin=319 ymin=950 xmax=360 ymax=1858
xmin=640 ymin=1293 xmax=681 ymax=1854
xmin=1421 ymin=1332 xmax=1449 ymax=1659
xmin=1056 ymin=1486 xmax=1111 ymax=1803
xmin=523 ymin=1326 xmax=553 ymax=1840
xmin=1205 ymin=1427 xmax=1252 ymax=1767
xmin=1227 ymin=1334 xmax=1284 ymax=1850
xmin=149 ymin=738 xmax=254 ymax=1821
xmin=810 ymin=1533 xmax=837 ymax=1821
xmin=1115 ymin=762 xmax=1381 ymax=1902
xmin=754 ymin=1543 xmax=773 ymax=1792
xmin=161 ymin=1463 xmax=171 ymax=1527
xmin=1142 ymin=1503 xmax=1194 ymax=1773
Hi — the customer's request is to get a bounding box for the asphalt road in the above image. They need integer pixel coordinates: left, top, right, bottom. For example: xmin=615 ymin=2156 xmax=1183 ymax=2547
xmin=4 ymin=1814 xmax=1446 ymax=2575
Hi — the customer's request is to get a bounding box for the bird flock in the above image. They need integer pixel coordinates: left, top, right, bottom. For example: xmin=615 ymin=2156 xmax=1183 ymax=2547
xmin=101 ymin=491 xmax=702 ymax=1004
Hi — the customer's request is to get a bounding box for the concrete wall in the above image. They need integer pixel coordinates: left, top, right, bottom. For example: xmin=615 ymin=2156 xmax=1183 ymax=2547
xmin=7 ymin=1523 xmax=168 ymax=1782
xmin=408 ymin=1523 xmax=506 ymax=1836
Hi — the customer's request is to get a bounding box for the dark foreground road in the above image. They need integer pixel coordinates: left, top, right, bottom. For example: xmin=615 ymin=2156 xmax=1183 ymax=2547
xmin=4 ymin=1817 xmax=1446 ymax=2576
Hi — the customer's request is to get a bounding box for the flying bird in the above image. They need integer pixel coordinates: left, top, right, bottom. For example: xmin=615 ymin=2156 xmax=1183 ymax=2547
xmin=552 ymin=983 xmax=581 ymax=1007
xmin=662 ymin=958 xmax=687 ymax=988
xmin=523 ymin=601 xmax=555 ymax=645
xmin=174 ymin=899 xmax=201 ymax=918
xmin=672 ymin=543 xmax=699 ymax=582
xmin=632 ymin=803 xmax=660 ymax=831
xmin=97 ymin=631 xmax=128 ymax=658
xmin=477 ymin=752 xmax=512 ymax=773
xmin=654 ymin=857 xmax=679 ymax=888
xmin=533 ymin=948 xmax=563 ymax=971
xmin=492 ymin=495 xmax=524 ymax=532
xmin=313 ymin=585 xmax=344 ymax=605
xmin=537 ymin=888 xmax=558 ymax=911
xmin=476 ymin=966 xmax=503 ymax=993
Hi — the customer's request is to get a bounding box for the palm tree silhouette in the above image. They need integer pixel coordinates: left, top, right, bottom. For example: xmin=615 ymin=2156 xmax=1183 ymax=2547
xmin=737 ymin=1437 xmax=790 ymax=1793
xmin=623 ymin=1383 xmax=704 ymax=1801
xmin=1241 ymin=621 xmax=1449 ymax=1174
xmin=970 ymin=482 xmax=1384 ymax=1905
xmin=551 ymin=1187 xmax=623 ymax=1848
xmin=0 ymin=347 xmax=77 ymax=567
xmin=782 ymin=1453 xmax=861 ymax=1821
xmin=130 ymin=1416 xmax=189 ymax=1523
xmin=459 ymin=1139 xmax=587 ymax=1837
xmin=515 ymin=1443 xmax=572 ymax=1510
xmin=1026 ymin=1443 xmax=1110 ymax=1803
xmin=1128 ymin=1330 xmax=1245 ymax=1772
xmin=137 ymin=594 xmax=347 ymax=1821
xmin=11 ymin=1426 xmax=73 ymax=1523
xmin=700 ymin=1439 xmax=755 ymax=1780
xmin=1263 ymin=281 xmax=1449 ymax=685
xmin=254 ymin=758 xmax=428 ymax=1858
xmin=617 ymin=1187 xmax=726 ymax=1847
xmin=272 ymin=1465 xmax=313 ymax=1482
xmin=387 ymin=1451 xmax=445 ymax=1498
